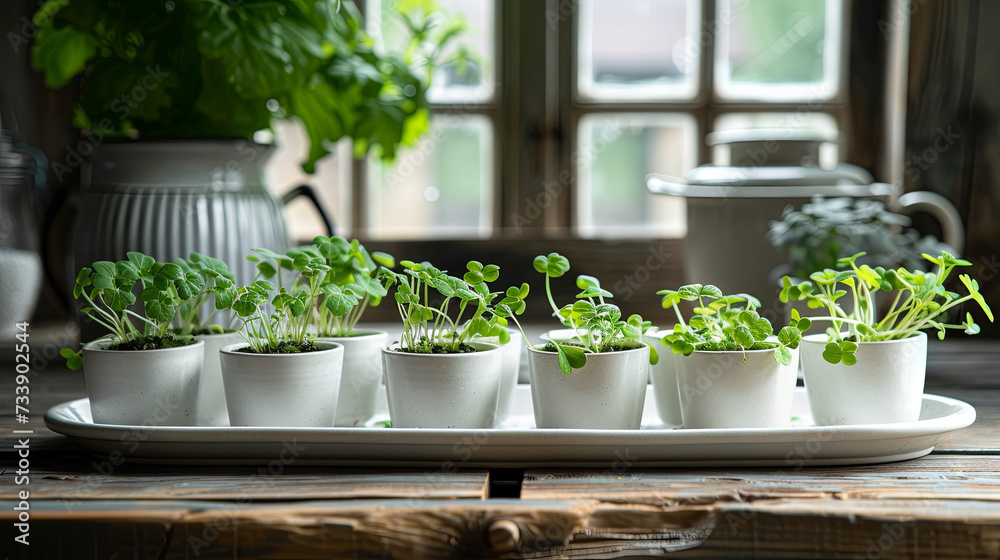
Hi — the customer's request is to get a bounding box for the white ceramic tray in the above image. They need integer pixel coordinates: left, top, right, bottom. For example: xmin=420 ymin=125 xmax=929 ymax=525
xmin=44 ymin=386 xmax=975 ymax=467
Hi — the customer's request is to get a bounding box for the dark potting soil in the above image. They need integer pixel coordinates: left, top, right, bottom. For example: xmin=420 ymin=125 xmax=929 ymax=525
xmin=694 ymin=341 xmax=778 ymax=352
xmin=234 ymin=340 xmax=322 ymax=354
xmin=540 ymin=339 xmax=647 ymax=353
xmin=187 ymin=328 xmax=238 ymax=336
xmin=396 ymin=342 xmax=478 ymax=354
xmin=107 ymin=335 xmax=194 ymax=351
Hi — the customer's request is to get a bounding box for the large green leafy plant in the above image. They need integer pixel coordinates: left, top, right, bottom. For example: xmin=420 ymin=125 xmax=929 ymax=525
xmin=656 ymin=284 xmax=803 ymax=366
xmin=515 ymin=253 xmax=657 ymax=375
xmin=32 ymin=0 xmax=468 ymax=171
xmin=780 ymin=251 xmax=994 ymax=365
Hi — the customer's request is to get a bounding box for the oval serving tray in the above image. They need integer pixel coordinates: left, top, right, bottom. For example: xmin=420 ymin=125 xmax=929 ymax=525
xmin=44 ymin=387 xmax=975 ymax=468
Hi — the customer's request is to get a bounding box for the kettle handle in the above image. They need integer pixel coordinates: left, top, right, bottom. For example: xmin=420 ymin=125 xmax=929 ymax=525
xmin=896 ymin=191 xmax=964 ymax=253
xmin=281 ymin=184 xmax=335 ymax=237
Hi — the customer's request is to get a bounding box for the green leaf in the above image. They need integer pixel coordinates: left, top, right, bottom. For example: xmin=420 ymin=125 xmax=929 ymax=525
xmin=733 ymin=325 xmax=755 ymax=348
xmin=60 ymin=347 xmax=84 ymax=371
xmin=32 ymin=25 xmax=98 ymax=88
xmin=533 ymin=253 xmax=570 ymax=277
xmin=482 ymin=264 xmax=500 ymax=282
xmin=127 ymin=252 xmax=155 ymax=273
xmin=774 ymin=346 xmax=792 ymax=366
xmin=463 ymin=270 xmax=484 ymax=285
xmin=822 ymin=342 xmax=843 ymax=364
xmin=777 ymin=326 xmax=801 ymax=348
xmin=559 ymin=344 xmax=587 ymax=372
xmin=372 ymin=251 xmax=395 ymax=268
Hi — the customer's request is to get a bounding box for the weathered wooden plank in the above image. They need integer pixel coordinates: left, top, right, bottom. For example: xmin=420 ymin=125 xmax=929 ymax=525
xmin=3 ymin=499 xmax=1000 ymax=559
xmin=522 ymin=456 xmax=1000 ymax=506
xmin=0 ymin=468 xmax=491 ymax=501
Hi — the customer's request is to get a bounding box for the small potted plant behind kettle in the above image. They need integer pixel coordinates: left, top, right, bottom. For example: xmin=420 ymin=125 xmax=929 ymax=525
xmin=656 ymin=284 xmax=803 ymax=429
xmin=60 ymin=252 xmax=206 ymax=425
xmin=381 ymin=260 xmax=511 ymax=428
xmin=172 ymin=252 xmax=240 ymax=426
xmin=783 ymin=251 xmax=994 ymax=426
xmin=297 ymin=235 xmax=395 ymax=427
xmin=506 ymin=253 xmax=656 ymax=430
xmin=219 ymin=248 xmax=344 ymax=427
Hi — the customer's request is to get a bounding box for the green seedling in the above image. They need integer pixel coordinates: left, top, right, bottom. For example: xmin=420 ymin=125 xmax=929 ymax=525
xmin=293 ymin=236 xmax=394 ymax=337
xmin=235 ymin=248 xmax=333 ymax=353
xmin=382 ymin=259 xmax=512 ymax=353
xmin=781 ymin=251 xmax=994 ymax=365
xmin=174 ymin=252 xmax=239 ymax=336
xmin=62 ymin=251 xmax=203 ymax=368
xmin=500 ymin=253 xmax=656 ymax=375
xmin=656 ymin=284 xmax=801 ymax=366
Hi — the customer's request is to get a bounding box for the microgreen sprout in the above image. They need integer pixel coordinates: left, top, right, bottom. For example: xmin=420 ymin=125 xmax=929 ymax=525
xmin=382 ymin=260 xmax=512 ymax=353
xmin=292 ymin=236 xmax=395 ymax=337
xmin=60 ymin=252 xmax=202 ymax=368
xmin=503 ymin=253 xmax=656 ymax=375
xmin=174 ymin=252 xmax=238 ymax=336
xmin=656 ymin=284 xmax=802 ymax=366
xmin=234 ymin=248 xmax=332 ymax=353
xmin=781 ymin=251 xmax=994 ymax=365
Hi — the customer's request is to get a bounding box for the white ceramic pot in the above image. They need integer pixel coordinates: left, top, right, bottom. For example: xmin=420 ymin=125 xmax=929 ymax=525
xmin=801 ymin=332 xmax=927 ymax=425
xmin=643 ymin=331 xmax=682 ymax=427
xmin=82 ymin=339 xmax=204 ymax=426
xmin=675 ymin=346 xmax=798 ymax=429
xmin=193 ymin=331 xmax=244 ymax=426
xmin=528 ymin=344 xmax=649 ymax=429
xmin=316 ymin=330 xmax=388 ymax=427
xmin=220 ymin=341 xmax=344 ymax=427
xmin=382 ymin=342 xmax=503 ymax=428
xmin=476 ymin=330 xmax=524 ymax=424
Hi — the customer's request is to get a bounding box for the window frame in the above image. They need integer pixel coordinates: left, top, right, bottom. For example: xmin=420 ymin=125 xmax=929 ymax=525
xmin=345 ymin=0 xmax=869 ymax=243
xmin=353 ymin=0 xmax=504 ymax=239
xmin=566 ymin=0 xmax=852 ymax=237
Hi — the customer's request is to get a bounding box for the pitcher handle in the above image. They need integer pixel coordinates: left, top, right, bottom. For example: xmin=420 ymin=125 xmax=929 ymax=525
xmin=896 ymin=191 xmax=964 ymax=253
xmin=281 ymin=184 xmax=335 ymax=237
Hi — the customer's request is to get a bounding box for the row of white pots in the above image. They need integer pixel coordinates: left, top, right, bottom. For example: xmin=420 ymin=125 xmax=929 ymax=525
xmin=83 ymin=329 xmax=526 ymax=429
xmin=82 ymin=328 xmax=927 ymax=430
xmin=644 ymin=331 xmax=927 ymax=429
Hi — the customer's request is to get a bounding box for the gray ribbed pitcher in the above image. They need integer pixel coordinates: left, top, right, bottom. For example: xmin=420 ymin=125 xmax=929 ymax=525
xmin=74 ymin=140 xmax=330 ymax=302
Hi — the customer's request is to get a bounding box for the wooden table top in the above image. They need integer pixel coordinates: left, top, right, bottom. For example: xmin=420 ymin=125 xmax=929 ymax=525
xmin=2 ymin=330 xmax=1000 ymax=559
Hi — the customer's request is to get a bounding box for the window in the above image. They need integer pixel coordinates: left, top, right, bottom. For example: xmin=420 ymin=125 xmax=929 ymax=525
xmin=272 ymin=0 xmax=852 ymax=242
xmin=573 ymin=0 xmax=847 ymax=238
xmin=363 ymin=0 xmax=498 ymax=239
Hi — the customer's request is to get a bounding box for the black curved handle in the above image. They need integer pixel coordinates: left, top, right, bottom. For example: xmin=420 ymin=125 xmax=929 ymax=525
xmin=281 ymin=184 xmax=335 ymax=237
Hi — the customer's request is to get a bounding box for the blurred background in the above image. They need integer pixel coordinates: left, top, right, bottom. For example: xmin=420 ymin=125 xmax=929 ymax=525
xmin=1 ymin=0 xmax=997 ymax=337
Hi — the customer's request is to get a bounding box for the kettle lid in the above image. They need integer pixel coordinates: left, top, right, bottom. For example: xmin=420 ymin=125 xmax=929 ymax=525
xmin=684 ymin=163 xmax=875 ymax=187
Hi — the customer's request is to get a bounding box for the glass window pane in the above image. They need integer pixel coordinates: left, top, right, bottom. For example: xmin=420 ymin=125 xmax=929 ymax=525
xmin=576 ymin=113 xmax=697 ymax=238
xmin=366 ymin=114 xmax=493 ymax=239
xmin=264 ymin=121 xmax=352 ymax=242
xmin=713 ymin=112 xmax=839 ymax=166
xmin=368 ymin=0 xmax=496 ymax=103
xmin=577 ymin=0 xmax=701 ymax=101
xmin=714 ymin=0 xmax=843 ymax=101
